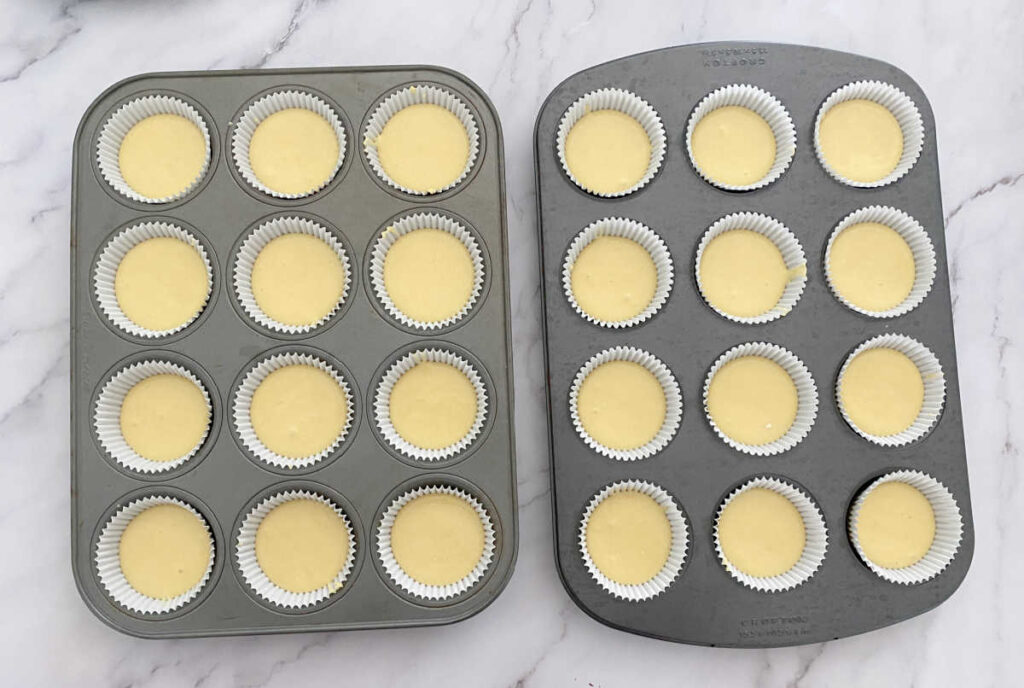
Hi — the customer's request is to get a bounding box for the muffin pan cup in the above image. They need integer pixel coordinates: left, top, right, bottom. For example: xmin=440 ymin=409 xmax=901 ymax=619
xmin=534 ymin=43 xmax=972 ymax=647
xmin=71 ymin=66 xmax=517 ymax=638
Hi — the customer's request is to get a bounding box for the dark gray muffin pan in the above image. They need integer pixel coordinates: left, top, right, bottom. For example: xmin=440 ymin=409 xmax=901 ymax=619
xmin=533 ymin=42 xmax=973 ymax=647
xmin=70 ymin=65 xmax=516 ymax=638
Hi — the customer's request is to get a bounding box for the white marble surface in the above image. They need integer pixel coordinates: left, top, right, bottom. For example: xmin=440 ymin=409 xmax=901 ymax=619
xmin=1 ymin=0 xmax=1022 ymax=685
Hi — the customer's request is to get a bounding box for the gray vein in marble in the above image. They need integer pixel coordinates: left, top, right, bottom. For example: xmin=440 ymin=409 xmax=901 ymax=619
xmin=944 ymin=171 xmax=1024 ymax=224
xmin=244 ymin=0 xmax=327 ymax=70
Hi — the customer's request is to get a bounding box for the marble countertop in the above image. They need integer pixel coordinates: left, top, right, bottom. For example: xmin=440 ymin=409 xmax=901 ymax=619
xmin=2 ymin=0 xmax=1022 ymax=685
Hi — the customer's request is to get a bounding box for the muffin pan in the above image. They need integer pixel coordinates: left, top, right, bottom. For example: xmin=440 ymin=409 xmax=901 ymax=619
xmin=534 ymin=43 xmax=973 ymax=647
xmin=71 ymin=65 xmax=516 ymax=637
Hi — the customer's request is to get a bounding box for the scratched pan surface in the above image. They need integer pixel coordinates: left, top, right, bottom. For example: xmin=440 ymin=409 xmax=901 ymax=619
xmin=533 ymin=43 xmax=973 ymax=647
xmin=70 ymin=65 xmax=517 ymax=638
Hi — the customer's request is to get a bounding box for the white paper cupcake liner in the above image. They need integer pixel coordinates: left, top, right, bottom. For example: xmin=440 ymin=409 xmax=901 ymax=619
xmin=685 ymin=84 xmax=796 ymax=191
xmin=96 ymin=95 xmax=212 ymax=204
xmin=373 ymin=348 xmax=488 ymax=461
xmin=824 ymin=206 xmax=936 ymax=318
xmin=95 ymin=495 xmax=215 ymax=614
xmin=236 ymin=490 xmax=356 ymax=608
xmin=695 ymin=212 xmax=807 ymax=324
xmin=376 ymin=484 xmax=495 ymax=600
xmin=561 ymin=217 xmax=674 ymax=328
xmin=714 ymin=476 xmax=828 ymax=593
xmin=814 ymin=80 xmax=924 ymax=188
xmin=578 ymin=480 xmax=688 ymax=601
xmin=555 ymin=88 xmax=666 ymax=198
xmin=233 ymin=352 xmax=354 ymax=468
xmin=93 ymin=221 xmax=214 ymax=338
xmin=369 ymin=212 xmax=485 ymax=330
xmin=233 ymin=216 xmax=351 ymax=334
xmin=836 ymin=334 xmax=946 ymax=446
xmin=231 ymin=90 xmax=347 ymax=199
xmin=848 ymin=470 xmax=962 ymax=585
xmin=94 ymin=360 xmax=212 ymax=474
xmin=569 ymin=346 xmax=683 ymax=461
xmin=363 ymin=84 xmax=480 ymax=195
xmin=703 ymin=342 xmax=818 ymax=456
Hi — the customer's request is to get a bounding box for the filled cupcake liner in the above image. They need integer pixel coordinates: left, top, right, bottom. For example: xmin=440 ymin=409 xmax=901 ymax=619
xmin=578 ymin=480 xmax=689 ymax=601
xmin=561 ymin=217 xmax=674 ymax=328
xmin=363 ymin=85 xmax=480 ymax=195
xmin=369 ymin=212 xmax=485 ymax=330
xmin=96 ymin=95 xmax=212 ymax=204
xmin=814 ymin=80 xmax=924 ymax=188
xmin=836 ymin=334 xmax=945 ymax=446
xmin=376 ymin=484 xmax=495 ymax=600
xmin=703 ymin=342 xmax=818 ymax=456
xmin=236 ymin=490 xmax=356 ymax=608
xmin=569 ymin=346 xmax=683 ymax=461
xmin=94 ymin=360 xmax=212 ymax=474
xmin=685 ymin=84 xmax=796 ymax=191
xmin=231 ymin=90 xmax=347 ymax=199
xmin=555 ymin=88 xmax=666 ymax=197
xmin=93 ymin=221 xmax=214 ymax=338
xmin=233 ymin=216 xmax=351 ymax=334
xmin=714 ymin=476 xmax=828 ymax=593
xmin=233 ymin=352 xmax=354 ymax=468
xmin=373 ymin=348 xmax=488 ymax=461
xmin=694 ymin=212 xmax=807 ymax=324
xmin=848 ymin=470 xmax=962 ymax=585
xmin=95 ymin=495 xmax=215 ymax=614
xmin=824 ymin=206 xmax=936 ymax=318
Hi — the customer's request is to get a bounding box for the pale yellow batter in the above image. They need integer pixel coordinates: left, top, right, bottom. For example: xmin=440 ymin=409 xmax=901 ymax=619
xmin=570 ymin=235 xmax=657 ymax=322
xmin=250 ymin=364 xmax=348 ymax=458
xmin=856 ymin=481 xmax=935 ymax=569
xmin=585 ymin=490 xmax=671 ymax=585
xmin=577 ymin=360 xmax=666 ymax=451
xmin=251 ymin=233 xmax=346 ymax=326
xmin=700 ymin=229 xmax=801 ymax=318
xmin=120 ymin=374 xmax=209 ymax=462
xmin=389 ymin=361 xmax=477 ymax=450
xmin=390 ymin=492 xmax=485 ymax=586
xmin=819 ymin=99 xmax=903 ymax=183
xmin=119 ymin=503 xmax=211 ymax=599
xmin=114 ymin=237 xmax=209 ymax=331
xmin=248 ymin=108 xmax=340 ymax=195
xmin=118 ymin=113 xmax=206 ymax=199
xmin=840 ymin=348 xmax=923 ymax=437
xmin=375 ymin=103 xmax=469 ymax=192
xmin=564 ymin=109 xmax=652 ymax=195
xmin=691 ymin=106 xmax=776 ymax=186
xmin=829 ymin=222 xmax=915 ymax=312
xmin=718 ymin=488 xmax=805 ymax=577
xmin=255 ymin=498 xmax=349 ymax=593
xmin=707 ymin=356 xmax=798 ymax=446
xmin=383 ymin=228 xmax=474 ymax=323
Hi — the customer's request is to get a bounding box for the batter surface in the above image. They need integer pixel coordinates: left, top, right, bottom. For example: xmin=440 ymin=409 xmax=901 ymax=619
xmin=700 ymin=229 xmax=799 ymax=318
xmin=718 ymin=488 xmax=805 ymax=578
xmin=251 ymin=233 xmax=346 ymax=326
xmin=255 ymin=498 xmax=349 ymax=593
xmin=390 ymin=492 xmax=485 ymax=586
xmin=707 ymin=356 xmax=798 ymax=446
xmin=577 ymin=360 xmax=666 ymax=451
xmin=570 ymin=235 xmax=657 ymax=322
xmin=114 ymin=237 xmax=209 ymax=331
xmin=585 ymin=490 xmax=671 ymax=585
xmin=248 ymin=108 xmax=340 ymax=195
xmin=383 ymin=228 xmax=474 ymax=323
xmin=691 ymin=106 xmax=776 ymax=186
xmin=119 ymin=503 xmax=210 ymax=599
xmin=120 ymin=374 xmax=209 ymax=462
xmin=840 ymin=348 xmax=924 ymax=436
xmin=819 ymin=99 xmax=903 ymax=183
xmin=856 ymin=481 xmax=935 ymax=569
xmin=829 ymin=222 xmax=915 ymax=312
xmin=389 ymin=361 xmax=477 ymax=450
xmin=118 ymin=113 xmax=206 ymax=199
xmin=565 ymin=109 xmax=652 ymax=195
xmin=375 ymin=103 xmax=469 ymax=192
xmin=250 ymin=364 xmax=348 ymax=458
